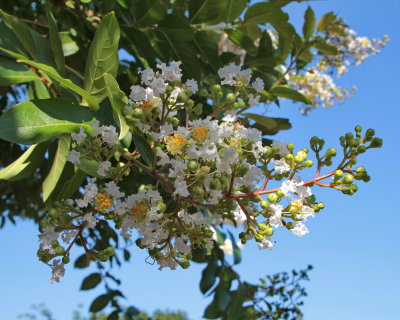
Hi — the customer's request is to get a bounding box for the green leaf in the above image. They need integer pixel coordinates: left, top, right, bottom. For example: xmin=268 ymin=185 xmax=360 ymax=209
xmin=0 ymin=142 xmax=48 ymax=181
xmin=133 ymin=0 xmax=168 ymax=25
xmin=203 ymin=299 xmax=220 ymax=319
xmin=0 ymin=22 xmax=27 ymax=59
xmin=228 ymin=231 xmax=241 ymax=265
xmin=59 ymin=167 xmax=86 ymax=199
xmin=33 ymin=80 xmax=51 ymax=99
xmin=0 ymin=9 xmax=37 ymax=59
xmin=59 ymin=32 xmax=79 ymax=57
xmin=242 ymin=113 xmax=277 ymax=129
xmin=225 ymin=29 xmax=257 ymax=55
xmin=216 ymin=284 xmax=231 ymax=311
xmin=303 ymin=6 xmax=316 ymax=39
xmin=80 ymin=273 xmax=102 ymax=290
xmin=0 ymin=98 xmax=93 ymax=145
xmin=107 ymin=311 xmax=119 ymax=320
xmin=313 ymin=42 xmax=338 ymax=56
xmin=189 ymin=0 xmax=225 ymax=24
xmin=77 ymin=158 xmax=102 ymax=178
xmin=0 ymin=56 xmax=38 ymax=85
xmin=317 ymin=12 xmax=336 ymax=32
xmin=244 ymin=31 xmax=275 ymax=68
xmin=271 ymin=86 xmax=312 ymax=104
xmin=42 ymin=134 xmax=70 ymax=201
xmin=159 ymin=14 xmax=194 ymax=41
xmin=192 ymin=31 xmax=221 ymax=72
xmin=200 ymin=260 xmax=218 ymax=294
xmin=132 ymin=134 xmax=153 ymax=166
xmin=89 ymin=294 xmax=111 ymax=313
xmin=226 ymin=283 xmax=246 ymax=320
xmin=18 ymin=59 xmax=99 ymax=110
xmin=252 ymin=117 xmax=291 ymax=136
xmin=83 ymin=12 xmax=120 ymax=103
xmin=45 ymin=0 xmax=65 ymax=74
xmin=103 ymin=73 xmax=130 ymax=140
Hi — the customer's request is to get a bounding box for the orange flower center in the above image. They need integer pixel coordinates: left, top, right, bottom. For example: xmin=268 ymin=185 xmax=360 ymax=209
xmin=191 ymin=127 xmax=208 ymax=143
xmin=94 ymin=193 xmax=113 ymax=213
xmin=165 ymin=134 xmax=188 ymax=154
xmin=131 ymin=201 xmax=149 ymax=220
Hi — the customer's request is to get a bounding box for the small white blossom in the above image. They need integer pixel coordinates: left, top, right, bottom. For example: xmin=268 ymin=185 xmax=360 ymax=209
xmin=185 ymin=79 xmax=198 ymax=93
xmin=50 ymin=259 xmax=65 ymax=283
xmin=71 ymin=127 xmax=86 ymax=145
xmin=252 ymin=77 xmax=264 ymax=93
xmin=274 ymin=158 xmax=290 ymax=174
xmin=97 ymin=160 xmax=111 ymax=177
xmin=67 ymin=150 xmax=81 ymax=165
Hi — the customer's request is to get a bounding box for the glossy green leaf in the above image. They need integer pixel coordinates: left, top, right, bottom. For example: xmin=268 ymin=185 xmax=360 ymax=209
xmin=59 ymin=32 xmax=79 ymax=56
xmin=134 ymin=0 xmax=167 ymax=25
xmin=303 ymin=6 xmax=316 ymax=39
xmin=77 ymin=158 xmax=102 ymax=178
xmin=83 ymin=12 xmax=120 ymax=103
xmin=0 ymin=142 xmax=48 ymax=181
xmin=0 ymin=98 xmax=93 ymax=145
xmin=45 ymin=0 xmax=65 ymax=74
xmin=317 ymin=12 xmax=336 ymax=32
xmin=242 ymin=113 xmax=277 ymax=129
xmin=225 ymin=29 xmax=257 ymax=55
xmin=271 ymin=86 xmax=312 ymax=105
xmin=226 ymin=283 xmax=246 ymax=320
xmin=33 ymin=80 xmax=50 ymax=99
xmin=313 ymin=42 xmax=338 ymax=56
xmin=189 ymin=0 xmax=225 ymax=24
xmin=132 ymin=133 xmax=153 ymax=166
xmin=0 ymin=56 xmax=38 ymax=85
xmin=209 ymin=0 xmax=247 ymax=24
xmin=192 ymin=31 xmax=220 ymax=72
xmin=89 ymin=294 xmax=111 ymax=312
xmin=80 ymin=273 xmax=102 ymax=290
xmin=159 ymin=14 xmax=194 ymax=41
xmin=42 ymin=134 xmax=71 ymax=201
xmin=0 ymin=22 xmax=27 ymax=59
xmin=216 ymin=284 xmax=231 ymax=311
xmin=59 ymin=167 xmax=86 ymax=199
xmin=252 ymin=117 xmax=291 ymax=136
xmin=200 ymin=260 xmax=218 ymax=294
xmin=18 ymin=59 xmax=99 ymax=110
xmin=245 ymin=31 xmax=275 ymax=68
xmin=103 ymin=73 xmax=129 ymax=140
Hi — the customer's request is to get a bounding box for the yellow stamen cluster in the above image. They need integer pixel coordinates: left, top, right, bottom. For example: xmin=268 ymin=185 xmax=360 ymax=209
xmin=191 ymin=126 xmax=208 ymax=143
xmin=94 ymin=193 xmax=113 ymax=213
xmin=131 ymin=201 xmax=149 ymax=220
xmin=138 ymin=100 xmax=155 ymax=111
xmin=165 ymin=134 xmax=188 ymax=154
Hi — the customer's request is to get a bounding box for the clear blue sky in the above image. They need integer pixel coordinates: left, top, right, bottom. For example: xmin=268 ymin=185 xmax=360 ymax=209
xmin=1 ymin=0 xmax=399 ymax=319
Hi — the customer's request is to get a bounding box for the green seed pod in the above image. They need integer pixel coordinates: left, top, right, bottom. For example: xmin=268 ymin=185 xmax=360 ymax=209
xmin=185 ymin=99 xmax=194 ymax=109
xmin=193 ymin=103 xmax=203 ymax=116
xmin=211 ymin=84 xmax=221 ymax=93
xmin=210 ymin=179 xmax=222 ymax=190
xmin=370 ymin=137 xmax=383 ymax=148
xmin=345 ymin=132 xmax=354 ymax=141
xmin=357 ymin=146 xmax=367 ymax=154
xmin=193 ymin=186 xmax=205 ymax=198
xmin=169 ymin=117 xmax=180 ymax=127
xmin=176 ymin=92 xmax=187 ymax=103
xmin=349 ymin=139 xmax=359 ymax=148
xmin=267 ymin=193 xmax=278 ymax=204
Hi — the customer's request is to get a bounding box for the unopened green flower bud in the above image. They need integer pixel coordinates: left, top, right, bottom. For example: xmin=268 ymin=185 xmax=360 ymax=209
xmin=287 ymin=143 xmax=295 ymax=151
xmin=236 ymin=164 xmax=249 ymax=177
xmin=104 ymin=247 xmax=114 ymax=256
xmin=185 ymin=99 xmax=194 ymax=109
xmin=267 ymin=193 xmax=278 ymax=204
xmin=285 ymin=153 xmax=294 ymax=162
xmin=370 ymin=137 xmax=383 ymax=148
xmin=365 ymin=128 xmax=375 ymax=137
xmin=176 ymin=92 xmax=187 ymax=103
xmin=355 ymin=166 xmax=366 ymax=173
xmin=357 ymin=146 xmax=367 ymax=154
xmin=210 ymin=179 xmax=222 ymax=190
xmin=193 ymin=186 xmax=205 ymax=198
xmin=187 ymin=160 xmax=198 ymax=171
xmin=260 ymin=227 xmax=274 ymax=236
xmin=260 ymin=201 xmax=269 ymax=209
xmin=310 ymin=136 xmax=319 ymax=147
xmin=355 ymin=125 xmax=362 ymax=132
xmin=304 ymin=160 xmax=313 ymax=167
xmin=295 ymin=151 xmax=307 ymax=163
xmin=343 ymin=174 xmax=354 ymax=184
xmin=62 ymin=256 xmax=70 ymax=264
xmin=254 ymin=233 xmax=264 ymax=242
xmin=225 ymin=93 xmax=236 ymax=104
xmin=326 ymin=148 xmax=337 ymax=157
xmin=55 ymin=246 xmax=65 ymax=255
xmin=157 ymin=201 xmax=166 ymax=212
xmin=211 ymin=84 xmax=221 ymax=93
xmin=334 ymin=170 xmax=343 ymax=178
xmin=345 ymin=132 xmax=354 ymax=141
xmin=132 ymin=108 xmax=144 ymax=118
xmin=169 ymin=117 xmax=180 ymax=127
xmin=178 ymin=259 xmax=190 ymax=269
xmin=51 ymin=240 xmax=59 ymax=248
xmin=199 ymin=88 xmax=209 ymax=97
xmin=193 ymin=103 xmax=203 ymax=116
xmin=349 ymin=139 xmax=359 ymax=148
xmin=276 ymin=190 xmax=285 ymax=198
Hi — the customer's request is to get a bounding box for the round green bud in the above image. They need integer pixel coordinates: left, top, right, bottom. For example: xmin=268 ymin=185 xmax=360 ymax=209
xmin=170 ymin=117 xmax=180 ymax=127
xmin=326 ymin=148 xmax=337 ymax=157
xmin=271 ymin=146 xmax=279 ymax=154
xmin=260 ymin=201 xmax=269 ymax=209
xmin=157 ymin=201 xmax=166 ymax=212
xmin=276 ymin=190 xmax=285 ymax=198
xmin=51 ymin=240 xmax=59 ymax=248
xmin=193 ymin=186 xmax=205 ymax=198
xmin=55 ymin=246 xmax=65 ymax=255
xmin=186 ymin=89 xmax=193 ymax=97
xmin=132 ymin=108 xmax=144 ymax=118
xmin=294 ymin=151 xmax=307 ymax=164
xmin=357 ymin=146 xmax=367 ymax=154
xmin=310 ymin=136 xmax=320 ymax=147
xmin=62 ymin=256 xmax=70 ymax=264
xmin=105 ymin=247 xmax=115 ymax=256
xmin=285 ymin=153 xmax=294 ymax=162
xmin=286 ymin=222 xmax=293 ymax=230
xmin=193 ymin=103 xmax=203 ymax=116
xmin=199 ymin=88 xmax=209 ymax=97
xmin=152 ymin=107 xmax=161 ymax=116
xmin=210 ymin=179 xmax=222 ymax=190
xmin=304 ymin=160 xmax=313 ymax=167
xmin=349 ymin=139 xmax=359 ymax=148
xmin=287 ymin=143 xmax=295 ymax=151
xmin=187 ymin=160 xmax=198 ymax=171
xmin=355 ymin=125 xmax=362 ymax=132
xmin=355 ymin=166 xmax=366 ymax=173
xmin=185 ymin=99 xmax=194 ymax=109
xmin=211 ymin=84 xmax=221 ymax=93
xmin=254 ymin=233 xmax=264 ymax=242
xmin=236 ymin=164 xmax=249 ymax=177
xmin=349 ymin=184 xmax=358 ymax=193
xmin=334 ymin=170 xmax=343 ymax=178
xmin=370 ymin=137 xmax=383 ymax=148
xmin=261 ymin=227 xmax=274 ymax=236
xmin=225 ymin=93 xmax=236 ymax=104
xmin=362 ymin=175 xmax=371 ymax=182
xmin=267 ymin=193 xmax=278 ymax=204
xmin=345 ymin=132 xmax=354 ymax=141
xmin=176 ymin=92 xmax=187 ymax=103
xmin=302 ymin=148 xmax=309 ymax=154
xmin=178 ymin=259 xmax=190 ymax=269
xmin=365 ymin=128 xmax=375 ymax=137
xmin=343 ymin=174 xmax=354 ymax=184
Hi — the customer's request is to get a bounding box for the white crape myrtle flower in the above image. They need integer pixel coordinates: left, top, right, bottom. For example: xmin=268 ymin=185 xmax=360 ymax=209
xmin=269 ymin=204 xmax=284 ymax=228
xmin=104 ymin=181 xmax=125 ymax=199
xmin=248 ymin=93 xmax=260 ymax=107
xmin=258 ymin=236 xmax=275 ymax=250
xmin=129 ymin=85 xmax=148 ymax=102
xmin=291 ymin=221 xmax=309 ymax=237
xmin=274 ymin=158 xmax=290 ymax=174
xmin=101 ymin=126 xmax=119 ymax=146
xmin=174 ymin=237 xmax=191 ymax=255
xmin=152 ymin=123 xmax=174 ymax=141
xmin=251 ymin=77 xmax=265 ymax=93
xmin=173 ymin=178 xmax=190 ymax=197
xmin=218 ymin=62 xmax=252 ymax=86
xmin=61 ymin=230 xmax=77 ymax=244
xmin=241 ymin=165 xmax=263 ymax=188
xmin=67 ymin=150 xmax=81 ymax=165
xmin=39 ymin=227 xmax=59 ymax=251
xmin=156 ymin=150 xmax=170 ymax=166
xmin=185 ymin=79 xmax=198 ymax=93
xmin=82 ymin=213 xmax=98 ymax=228
xmin=280 ymin=177 xmax=304 ymax=197
xmin=76 ymin=180 xmax=98 ymax=208
xmin=299 ymin=205 xmax=315 ymax=221
xmin=71 ymin=127 xmax=86 ymax=145
xmin=296 ymin=185 xmax=312 ymax=199
xmin=222 ymin=110 xmax=237 ymax=123
xmin=140 ymin=67 xmax=155 ymax=86
xmin=157 ymin=61 xmax=182 ymax=82
xmin=50 ymin=259 xmax=65 ymax=283
xmin=97 ymin=160 xmax=111 ymax=177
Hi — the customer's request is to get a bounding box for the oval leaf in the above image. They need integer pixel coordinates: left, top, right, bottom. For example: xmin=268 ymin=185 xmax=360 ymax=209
xmin=89 ymin=294 xmax=111 ymax=313
xmin=0 ymin=56 xmax=38 ymax=85
xmin=270 ymin=86 xmax=312 ymax=105
xmin=80 ymin=273 xmax=102 ymax=290
xmin=0 ymin=98 xmax=94 ymax=145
